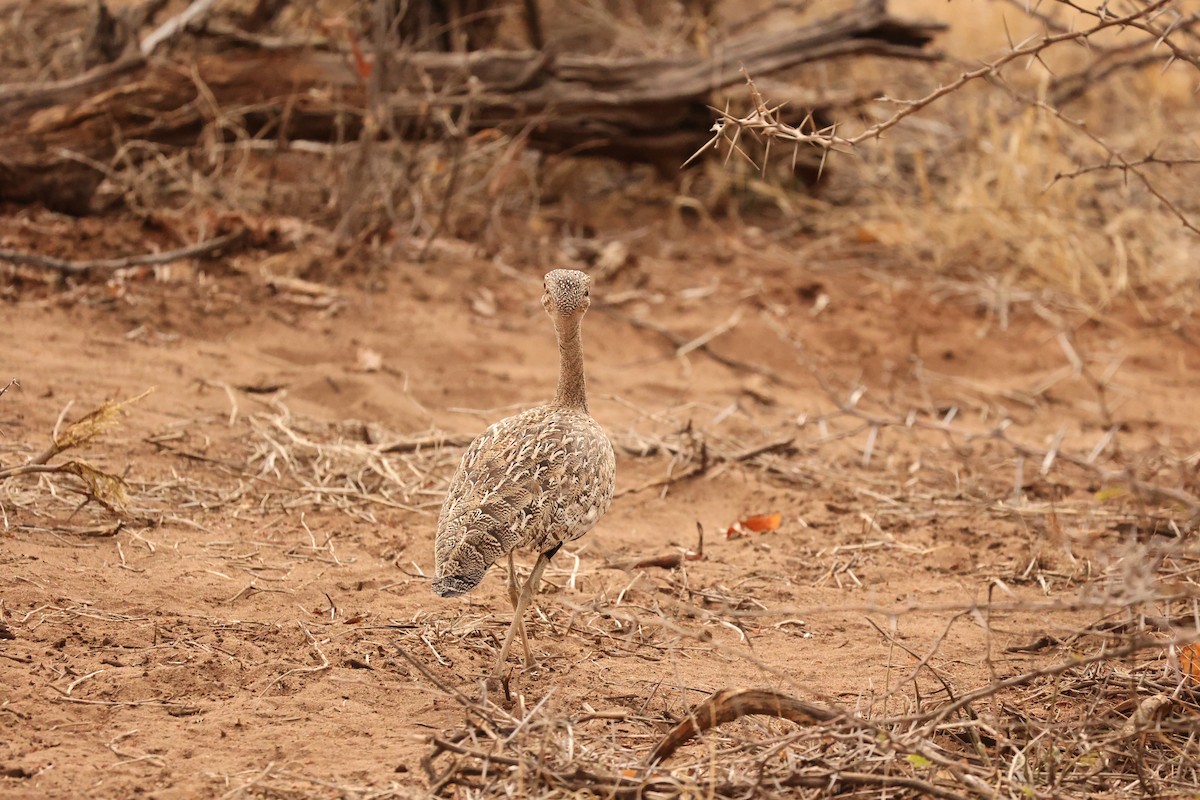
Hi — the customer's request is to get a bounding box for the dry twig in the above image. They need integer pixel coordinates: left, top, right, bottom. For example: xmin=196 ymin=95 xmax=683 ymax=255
xmin=0 ymin=230 xmax=245 ymax=277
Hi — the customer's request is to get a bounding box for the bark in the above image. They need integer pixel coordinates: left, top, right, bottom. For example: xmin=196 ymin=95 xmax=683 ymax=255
xmin=0 ymin=1 xmax=943 ymax=213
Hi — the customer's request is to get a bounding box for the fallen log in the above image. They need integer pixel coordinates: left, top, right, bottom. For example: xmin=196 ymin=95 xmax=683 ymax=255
xmin=0 ymin=1 xmax=944 ymax=213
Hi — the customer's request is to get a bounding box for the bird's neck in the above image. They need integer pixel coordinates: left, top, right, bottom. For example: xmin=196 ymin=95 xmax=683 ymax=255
xmin=552 ymin=320 xmax=588 ymax=412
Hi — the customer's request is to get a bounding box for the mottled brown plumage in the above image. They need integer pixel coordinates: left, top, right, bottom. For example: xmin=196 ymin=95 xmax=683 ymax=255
xmin=433 ymin=269 xmax=616 ymax=672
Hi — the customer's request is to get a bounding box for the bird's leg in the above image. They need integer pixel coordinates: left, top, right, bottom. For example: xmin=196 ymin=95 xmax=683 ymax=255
xmin=505 ymin=551 xmax=520 ymax=606
xmin=506 ymin=551 xmax=531 ymax=666
xmin=518 ymin=554 xmax=551 ymax=666
xmin=495 ymin=552 xmax=551 ymax=675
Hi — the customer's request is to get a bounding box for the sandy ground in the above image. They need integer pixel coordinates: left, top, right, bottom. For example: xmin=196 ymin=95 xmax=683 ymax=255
xmin=2 ymin=213 xmax=1197 ymax=798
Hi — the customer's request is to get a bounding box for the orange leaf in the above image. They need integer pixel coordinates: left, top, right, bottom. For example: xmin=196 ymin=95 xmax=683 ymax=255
xmin=741 ymin=512 xmax=782 ymax=533
xmin=726 ymin=512 xmax=782 ymax=539
xmin=1181 ymin=642 xmax=1200 ymax=686
xmin=345 ymin=30 xmax=372 ymax=79
xmin=854 ymin=226 xmax=879 ymax=244
xmin=469 ymin=128 xmax=506 ymax=145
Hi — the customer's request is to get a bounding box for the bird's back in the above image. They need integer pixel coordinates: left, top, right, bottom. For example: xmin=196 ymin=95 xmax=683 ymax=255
xmin=432 ymin=405 xmax=615 ymax=597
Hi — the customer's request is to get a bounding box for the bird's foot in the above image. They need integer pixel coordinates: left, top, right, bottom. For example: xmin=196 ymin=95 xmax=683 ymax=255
xmin=482 ymin=671 xmax=512 ymax=703
xmin=493 ymin=651 xmax=539 ymax=679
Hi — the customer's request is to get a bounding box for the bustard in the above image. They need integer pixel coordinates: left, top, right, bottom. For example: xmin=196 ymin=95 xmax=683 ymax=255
xmin=433 ymin=269 xmax=616 ymax=674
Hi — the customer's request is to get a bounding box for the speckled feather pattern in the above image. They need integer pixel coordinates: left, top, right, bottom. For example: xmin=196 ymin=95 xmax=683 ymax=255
xmin=432 ymin=269 xmax=616 ymax=598
xmin=432 ymin=406 xmax=615 ymax=596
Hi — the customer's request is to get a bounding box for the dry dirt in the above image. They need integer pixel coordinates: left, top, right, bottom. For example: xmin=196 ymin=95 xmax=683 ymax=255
xmin=2 ymin=205 xmax=1198 ymax=797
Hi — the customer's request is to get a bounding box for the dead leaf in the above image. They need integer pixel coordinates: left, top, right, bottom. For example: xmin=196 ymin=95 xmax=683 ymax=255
xmin=345 ymin=30 xmax=372 ymax=79
xmin=59 ymin=460 xmax=128 ymax=513
xmin=264 ymin=275 xmax=342 ymax=309
xmin=469 ymin=128 xmax=506 ymax=146
xmin=355 ymin=347 xmax=383 ymax=373
xmin=1118 ymin=694 xmax=1173 ymax=737
xmin=621 ymin=523 xmax=705 ymax=569
xmin=727 ymin=512 xmax=782 ymax=539
xmin=264 ymin=275 xmax=335 ymax=296
xmin=595 ymin=240 xmax=629 ymax=276
xmin=471 ymin=287 xmax=497 ymax=317
xmin=743 ymin=512 xmax=782 ymax=532
xmin=853 ymin=222 xmax=916 ymax=246
xmin=1181 ymin=642 xmax=1200 ymax=685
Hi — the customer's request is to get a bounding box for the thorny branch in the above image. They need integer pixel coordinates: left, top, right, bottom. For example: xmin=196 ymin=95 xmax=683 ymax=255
xmin=694 ymin=0 xmax=1200 ymax=235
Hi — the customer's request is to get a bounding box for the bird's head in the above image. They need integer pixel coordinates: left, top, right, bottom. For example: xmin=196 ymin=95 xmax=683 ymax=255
xmin=542 ymin=269 xmax=592 ymax=323
xmin=431 ymin=573 xmax=480 ymax=598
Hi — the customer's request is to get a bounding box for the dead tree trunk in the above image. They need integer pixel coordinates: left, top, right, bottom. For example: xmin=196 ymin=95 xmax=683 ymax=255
xmin=0 ymin=2 xmax=943 ymax=213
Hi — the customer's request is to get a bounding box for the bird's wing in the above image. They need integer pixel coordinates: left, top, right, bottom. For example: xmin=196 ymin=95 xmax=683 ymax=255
xmin=433 ymin=408 xmax=614 ymax=590
xmin=433 ymin=409 xmax=552 ymax=586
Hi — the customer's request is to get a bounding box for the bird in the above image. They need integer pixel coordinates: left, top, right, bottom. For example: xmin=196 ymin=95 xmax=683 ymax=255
xmin=432 ymin=268 xmax=616 ymax=675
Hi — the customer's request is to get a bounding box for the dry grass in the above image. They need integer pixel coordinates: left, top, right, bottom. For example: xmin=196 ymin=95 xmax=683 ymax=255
xmin=695 ymin=0 xmax=1200 ymax=309
xmin=0 ymin=389 xmax=153 ymax=524
xmin=3 ymin=338 xmax=1198 ymax=797
xmin=224 ymin=311 xmax=1199 ymax=798
xmin=409 ymin=364 xmax=1200 ymax=798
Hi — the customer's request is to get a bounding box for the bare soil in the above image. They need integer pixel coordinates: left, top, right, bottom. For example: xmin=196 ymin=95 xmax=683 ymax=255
xmin=2 ymin=207 xmax=1197 ymax=797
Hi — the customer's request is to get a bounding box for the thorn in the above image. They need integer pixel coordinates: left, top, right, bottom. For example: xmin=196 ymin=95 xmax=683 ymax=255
xmin=725 ymin=124 xmax=745 ymax=168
